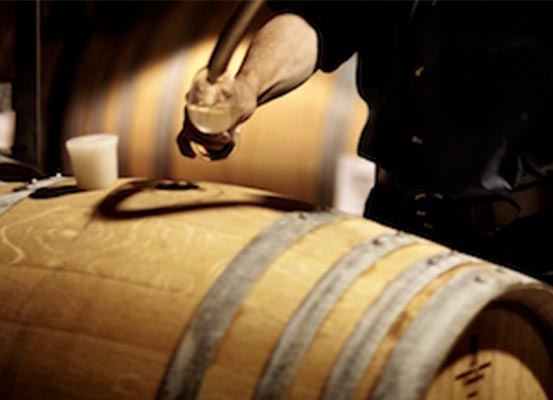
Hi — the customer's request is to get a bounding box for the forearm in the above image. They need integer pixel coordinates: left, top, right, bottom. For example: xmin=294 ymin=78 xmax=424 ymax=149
xmin=236 ymin=13 xmax=319 ymax=105
xmin=177 ymin=13 xmax=319 ymax=159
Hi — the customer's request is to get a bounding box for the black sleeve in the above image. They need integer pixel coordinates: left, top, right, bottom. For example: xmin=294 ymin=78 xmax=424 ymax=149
xmin=267 ymin=1 xmax=369 ymax=72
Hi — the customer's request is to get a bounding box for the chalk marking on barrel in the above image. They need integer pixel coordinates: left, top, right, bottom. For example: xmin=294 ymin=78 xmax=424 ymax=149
xmin=478 ymin=362 xmax=492 ymax=371
xmin=453 ymin=335 xmax=492 ymax=398
xmin=253 ymin=231 xmax=418 ymax=400
xmin=455 ymin=370 xmax=486 ymax=381
xmin=322 ymin=252 xmax=477 ymax=400
xmin=371 ymin=267 xmax=534 ymax=400
xmin=157 ymin=211 xmax=346 ymax=400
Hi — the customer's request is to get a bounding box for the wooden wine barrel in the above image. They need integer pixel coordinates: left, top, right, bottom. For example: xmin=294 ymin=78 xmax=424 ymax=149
xmin=58 ymin=1 xmax=367 ymax=205
xmin=0 ymin=178 xmax=552 ymax=400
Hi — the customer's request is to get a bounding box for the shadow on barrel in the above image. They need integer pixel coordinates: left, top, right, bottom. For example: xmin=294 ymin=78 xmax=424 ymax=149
xmin=95 ymin=178 xmax=317 ymax=220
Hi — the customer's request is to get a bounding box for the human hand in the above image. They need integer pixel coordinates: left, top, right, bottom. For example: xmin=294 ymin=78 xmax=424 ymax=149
xmin=176 ymin=108 xmax=237 ymax=160
xmin=177 ymin=70 xmax=257 ymax=160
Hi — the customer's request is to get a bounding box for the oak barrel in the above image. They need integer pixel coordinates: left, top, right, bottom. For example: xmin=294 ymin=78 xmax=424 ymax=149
xmin=0 ymin=178 xmax=552 ymax=400
xmin=58 ymin=1 xmax=367 ymax=205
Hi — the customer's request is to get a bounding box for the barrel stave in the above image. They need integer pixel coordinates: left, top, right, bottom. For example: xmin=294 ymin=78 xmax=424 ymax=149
xmin=287 ymin=243 xmax=444 ymax=400
xmin=0 ymin=179 xmax=552 ymax=400
xmin=0 ymin=180 xmax=286 ymax=398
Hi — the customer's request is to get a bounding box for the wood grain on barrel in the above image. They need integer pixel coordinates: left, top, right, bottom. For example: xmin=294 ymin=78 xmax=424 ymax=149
xmin=0 ymin=180 xmax=287 ymax=398
xmin=342 ymin=264 xmax=483 ymax=399
xmin=322 ymin=252 xmax=478 ymax=400
xmin=253 ymin=232 xmax=417 ymax=400
xmin=158 ymin=211 xmax=346 ymax=400
xmin=254 ymin=234 xmax=416 ymax=399
xmin=286 ymin=243 xmax=442 ymax=399
xmin=372 ymin=267 xmax=536 ymax=400
xmin=197 ymin=217 xmax=394 ymax=399
xmin=1 ymin=179 xmax=553 ymax=400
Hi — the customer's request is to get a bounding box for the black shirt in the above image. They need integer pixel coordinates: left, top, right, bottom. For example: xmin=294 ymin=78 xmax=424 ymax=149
xmin=270 ymin=1 xmax=553 ymax=197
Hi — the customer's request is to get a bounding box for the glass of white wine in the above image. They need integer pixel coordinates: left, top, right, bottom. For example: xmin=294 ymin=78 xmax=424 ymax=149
xmin=186 ymin=67 xmax=241 ymax=160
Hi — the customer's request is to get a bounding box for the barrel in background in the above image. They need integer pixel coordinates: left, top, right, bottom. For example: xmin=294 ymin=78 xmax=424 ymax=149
xmin=43 ymin=1 xmax=368 ymax=206
xmin=0 ymin=179 xmax=551 ymax=399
